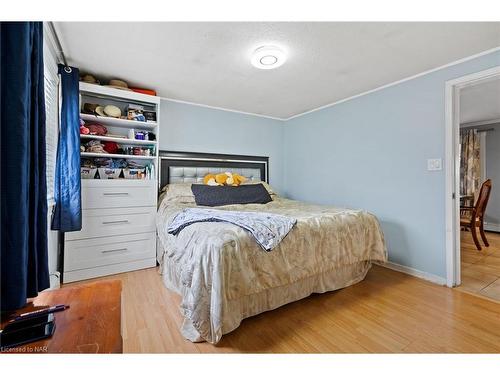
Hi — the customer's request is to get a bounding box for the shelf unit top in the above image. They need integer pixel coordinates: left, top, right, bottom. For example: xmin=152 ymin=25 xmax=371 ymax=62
xmin=79 ymin=82 xmax=161 ymax=105
xmin=80 ymin=134 xmax=157 ymax=145
xmin=81 ymin=152 xmax=156 ymax=160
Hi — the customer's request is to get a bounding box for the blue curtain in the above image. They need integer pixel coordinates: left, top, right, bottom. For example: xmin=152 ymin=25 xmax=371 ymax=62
xmin=51 ymin=64 xmax=81 ymax=232
xmin=1 ymin=22 xmax=50 ymax=311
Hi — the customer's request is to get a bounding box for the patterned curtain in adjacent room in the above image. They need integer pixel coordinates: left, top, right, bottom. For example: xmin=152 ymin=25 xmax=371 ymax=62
xmin=460 ymin=129 xmax=481 ymax=200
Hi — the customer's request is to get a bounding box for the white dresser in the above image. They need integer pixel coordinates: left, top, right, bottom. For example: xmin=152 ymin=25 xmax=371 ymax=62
xmin=63 ymin=83 xmax=160 ymax=283
xmin=63 ymin=179 xmax=157 ymax=283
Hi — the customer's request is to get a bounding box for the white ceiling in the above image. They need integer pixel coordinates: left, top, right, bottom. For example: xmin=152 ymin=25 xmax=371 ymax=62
xmin=460 ymin=78 xmax=500 ymax=125
xmin=55 ymin=22 xmax=500 ymax=119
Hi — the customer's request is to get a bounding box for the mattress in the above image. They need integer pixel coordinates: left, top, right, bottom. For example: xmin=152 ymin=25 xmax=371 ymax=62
xmin=156 ymin=194 xmax=387 ymax=344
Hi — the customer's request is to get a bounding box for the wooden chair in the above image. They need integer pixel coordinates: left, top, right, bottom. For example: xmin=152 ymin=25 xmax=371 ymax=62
xmin=460 ymin=179 xmax=492 ymax=251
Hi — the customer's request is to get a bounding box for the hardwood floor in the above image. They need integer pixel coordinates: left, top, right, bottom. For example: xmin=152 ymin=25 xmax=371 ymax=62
xmin=69 ymin=264 xmax=500 ymax=353
xmin=457 ymin=231 xmax=500 ymax=301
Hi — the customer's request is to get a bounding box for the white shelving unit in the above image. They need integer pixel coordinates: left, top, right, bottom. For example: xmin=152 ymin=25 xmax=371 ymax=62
xmin=79 ymin=82 xmax=161 ymax=182
xmin=63 ymin=82 xmax=161 ymax=283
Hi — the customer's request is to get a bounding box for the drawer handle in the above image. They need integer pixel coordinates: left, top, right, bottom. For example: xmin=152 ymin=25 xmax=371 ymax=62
xmin=102 ymin=220 xmax=129 ymax=225
xmin=101 ymin=248 xmax=128 ymax=254
xmin=103 ymin=192 xmax=129 ymax=196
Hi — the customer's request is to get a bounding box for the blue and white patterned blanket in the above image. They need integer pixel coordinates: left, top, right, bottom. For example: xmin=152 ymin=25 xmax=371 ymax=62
xmin=167 ymin=208 xmax=297 ymax=251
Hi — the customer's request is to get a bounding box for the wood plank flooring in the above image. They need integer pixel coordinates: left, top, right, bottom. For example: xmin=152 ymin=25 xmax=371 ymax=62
xmin=69 ymin=264 xmax=500 ymax=353
xmin=457 ymin=231 xmax=500 ymax=300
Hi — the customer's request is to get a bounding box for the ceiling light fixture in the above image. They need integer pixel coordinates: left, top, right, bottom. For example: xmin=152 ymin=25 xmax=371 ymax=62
xmin=251 ymin=45 xmax=286 ymax=70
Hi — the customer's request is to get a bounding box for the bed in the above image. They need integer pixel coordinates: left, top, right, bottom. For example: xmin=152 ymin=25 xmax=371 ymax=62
xmin=156 ymin=151 xmax=387 ymax=344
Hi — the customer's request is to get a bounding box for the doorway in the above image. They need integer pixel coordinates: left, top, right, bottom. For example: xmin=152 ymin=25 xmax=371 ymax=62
xmin=445 ymin=66 xmax=500 ymax=296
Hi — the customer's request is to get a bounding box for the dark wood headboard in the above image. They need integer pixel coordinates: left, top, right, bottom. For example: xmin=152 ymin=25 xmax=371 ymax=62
xmin=159 ymin=151 xmax=269 ymax=190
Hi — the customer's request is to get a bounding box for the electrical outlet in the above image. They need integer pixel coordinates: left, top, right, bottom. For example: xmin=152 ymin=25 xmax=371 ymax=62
xmin=427 ymin=158 xmax=442 ymax=171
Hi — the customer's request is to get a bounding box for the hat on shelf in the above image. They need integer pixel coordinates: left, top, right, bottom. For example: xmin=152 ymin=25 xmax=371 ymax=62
xmin=109 ymin=79 xmax=128 ymax=88
xmin=82 ymin=103 xmax=100 ymax=114
xmin=81 ymin=74 xmax=99 ymax=84
xmin=94 ymin=106 xmax=105 ymax=117
xmin=86 ymin=123 xmax=107 ymax=136
xmin=84 ymin=103 xmax=121 ymax=118
xmin=106 ymin=79 xmax=133 ymax=91
xmin=103 ymin=105 xmax=121 ymax=118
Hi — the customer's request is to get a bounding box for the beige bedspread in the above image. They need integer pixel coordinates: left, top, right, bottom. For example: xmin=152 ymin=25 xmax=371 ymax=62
xmin=156 ymin=195 xmax=387 ymax=343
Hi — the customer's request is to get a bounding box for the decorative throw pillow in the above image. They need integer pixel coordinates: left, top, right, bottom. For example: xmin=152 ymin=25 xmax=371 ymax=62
xmin=242 ymin=180 xmax=277 ymax=197
xmin=191 ymin=183 xmax=272 ymax=206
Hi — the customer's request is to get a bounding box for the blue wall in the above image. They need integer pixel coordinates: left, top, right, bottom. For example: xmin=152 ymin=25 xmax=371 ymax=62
xmin=159 ymin=51 xmax=499 ymax=280
xmin=160 ymin=100 xmax=285 ymax=193
xmin=284 ymin=51 xmax=500 ymax=279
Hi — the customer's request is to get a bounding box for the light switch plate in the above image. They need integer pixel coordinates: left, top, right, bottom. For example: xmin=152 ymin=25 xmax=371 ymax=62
xmin=427 ymin=158 xmax=442 ymax=171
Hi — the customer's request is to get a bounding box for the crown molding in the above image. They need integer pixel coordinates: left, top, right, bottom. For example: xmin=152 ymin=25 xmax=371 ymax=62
xmin=158 ymin=97 xmax=287 ymax=122
xmin=285 ymin=46 xmax=500 ymax=121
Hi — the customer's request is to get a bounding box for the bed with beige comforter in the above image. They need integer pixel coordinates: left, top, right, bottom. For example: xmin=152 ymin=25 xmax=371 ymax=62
xmin=156 ymin=183 xmax=387 ymax=344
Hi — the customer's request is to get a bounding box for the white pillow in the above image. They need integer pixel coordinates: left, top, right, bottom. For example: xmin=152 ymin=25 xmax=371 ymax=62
xmin=159 ymin=183 xmax=195 ymax=204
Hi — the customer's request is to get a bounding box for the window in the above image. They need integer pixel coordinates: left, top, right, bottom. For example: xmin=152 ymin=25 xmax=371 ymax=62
xmin=43 ymin=23 xmax=61 ymax=288
xmin=43 ymin=29 xmax=59 ymax=204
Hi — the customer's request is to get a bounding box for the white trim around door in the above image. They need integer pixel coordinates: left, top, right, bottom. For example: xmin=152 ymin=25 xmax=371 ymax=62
xmin=444 ymin=65 xmax=500 ymax=287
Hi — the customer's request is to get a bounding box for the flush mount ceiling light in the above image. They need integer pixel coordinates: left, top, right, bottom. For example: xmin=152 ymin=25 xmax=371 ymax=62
xmin=251 ymin=45 xmax=286 ymax=70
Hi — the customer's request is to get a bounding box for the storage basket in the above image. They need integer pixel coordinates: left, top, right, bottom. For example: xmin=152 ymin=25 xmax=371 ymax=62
xmin=81 ymin=167 xmax=98 ymax=179
xmin=98 ymin=167 xmax=122 ymax=179
xmin=123 ymin=168 xmax=145 ymax=179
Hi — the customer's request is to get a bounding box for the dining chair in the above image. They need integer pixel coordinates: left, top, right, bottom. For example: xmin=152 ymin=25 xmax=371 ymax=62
xmin=460 ymin=179 xmax=492 ymax=251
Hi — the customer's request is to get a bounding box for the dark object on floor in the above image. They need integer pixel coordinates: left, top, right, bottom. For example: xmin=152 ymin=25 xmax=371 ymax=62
xmin=460 ymin=179 xmax=492 ymax=250
xmin=0 ymin=313 xmax=56 ymax=350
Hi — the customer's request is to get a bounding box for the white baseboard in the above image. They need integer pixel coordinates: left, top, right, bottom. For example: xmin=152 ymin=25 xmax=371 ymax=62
xmin=48 ymin=272 xmax=61 ymax=290
xmin=485 ymin=222 xmax=500 ymax=233
xmin=375 ymin=261 xmax=447 ymax=286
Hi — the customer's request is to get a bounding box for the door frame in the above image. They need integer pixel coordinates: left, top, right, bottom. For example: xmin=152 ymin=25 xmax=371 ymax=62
xmin=444 ymin=66 xmax=500 ymax=287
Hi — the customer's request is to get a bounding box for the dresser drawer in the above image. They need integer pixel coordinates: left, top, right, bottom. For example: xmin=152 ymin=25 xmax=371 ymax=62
xmin=82 ymin=182 xmax=156 ymax=209
xmin=64 ymin=233 xmax=156 ymax=272
xmin=64 ymin=258 xmax=156 ymax=283
xmin=66 ymin=207 xmax=156 ymax=241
